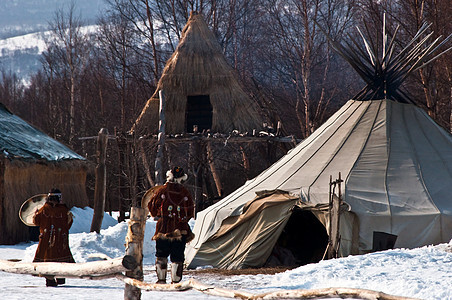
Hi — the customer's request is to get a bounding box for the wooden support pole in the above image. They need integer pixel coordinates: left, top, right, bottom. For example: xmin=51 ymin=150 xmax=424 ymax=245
xmin=138 ymin=139 xmax=155 ymax=187
xmin=124 ymin=207 xmax=146 ymax=300
xmin=327 ymin=172 xmax=342 ymax=259
xmin=155 ymin=90 xmax=166 ymax=186
xmin=190 ymin=137 xmax=204 ymax=214
xmin=207 ymin=141 xmax=222 ymax=197
xmin=91 ymin=128 xmax=109 ymax=233
xmin=116 ymin=129 xmax=128 ymax=222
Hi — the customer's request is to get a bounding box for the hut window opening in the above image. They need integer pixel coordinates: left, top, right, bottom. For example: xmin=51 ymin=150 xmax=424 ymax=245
xmin=186 ymin=95 xmax=212 ymax=133
xmin=265 ymin=207 xmax=328 ymax=267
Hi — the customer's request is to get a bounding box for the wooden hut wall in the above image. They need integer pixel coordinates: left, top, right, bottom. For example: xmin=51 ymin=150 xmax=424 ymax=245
xmin=0 ymin=159 xmax=89 ymax=244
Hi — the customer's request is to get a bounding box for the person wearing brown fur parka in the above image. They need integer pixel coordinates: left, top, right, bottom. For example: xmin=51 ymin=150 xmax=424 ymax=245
xmin=148 ymin=167 xmax=195 ymax=284
xmin=33 ymin=188 xmax=75 ymax=286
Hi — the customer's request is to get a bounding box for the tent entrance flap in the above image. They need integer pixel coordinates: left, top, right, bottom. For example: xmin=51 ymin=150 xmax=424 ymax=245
xmin=265 ymin=207 xmax=328 ymax=267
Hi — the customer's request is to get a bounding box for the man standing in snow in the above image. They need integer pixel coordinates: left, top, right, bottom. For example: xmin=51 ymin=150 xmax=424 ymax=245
xmin=148 ymin=166 xmax=195 ymax=284
xmin=33 ymin=188 xmax=75 ymax=287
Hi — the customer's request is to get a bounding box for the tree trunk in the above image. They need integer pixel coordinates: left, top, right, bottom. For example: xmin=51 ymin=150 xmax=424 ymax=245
xmin=190 ymin=138 xmax=204 ymax=215
xmin=206 ymin=141 xmax=222 ymax=197
xmin=116 ymin=131 xmax=128 ymax=222
xmin=124 ymin=207 xmax=146 ymax=300
xmin=91 ymin=128 xmax=109 ymax=233
xmin=155 ymin=90 xmax=166 ymax=186
xmin=138 ymin=139 xmax=155 ymax=187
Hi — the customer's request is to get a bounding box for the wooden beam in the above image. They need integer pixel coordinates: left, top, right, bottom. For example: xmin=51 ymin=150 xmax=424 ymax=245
xmin=138 ymin=135 xmax=302 ymax=144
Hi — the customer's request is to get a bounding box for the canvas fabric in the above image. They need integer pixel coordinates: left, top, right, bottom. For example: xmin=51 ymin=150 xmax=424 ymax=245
xmin=185 ymin=99 xmax=452 ymax=269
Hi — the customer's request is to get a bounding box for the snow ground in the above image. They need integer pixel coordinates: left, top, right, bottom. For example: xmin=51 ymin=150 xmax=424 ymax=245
xmin=0 ymin=206 xmax=451 ymax=299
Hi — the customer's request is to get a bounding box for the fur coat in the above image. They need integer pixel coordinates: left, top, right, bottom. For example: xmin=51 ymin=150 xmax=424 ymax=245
xmin=148 ymin=182 xmax=195 ymax=242
xmin=33 ymin=202 xmax=75 ymax=263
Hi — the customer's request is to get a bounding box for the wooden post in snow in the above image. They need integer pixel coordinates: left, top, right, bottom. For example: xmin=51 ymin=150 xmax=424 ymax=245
xmin=190 ymin=137 xmax=204 ymax=215
xmin=124 ymin=207 xmax=146 ymax=300
xmin=90 ymin=128 xmax=108 ymax=233
xmin=327 ymin=172 xmax=342 ymax=259
xmin=155 ymin=90 xmax=165 ymax=186
xmin=116 ymin=129 xmax=128 ymax=222
xmin=206 ymin=141 xmax=222 ymax=198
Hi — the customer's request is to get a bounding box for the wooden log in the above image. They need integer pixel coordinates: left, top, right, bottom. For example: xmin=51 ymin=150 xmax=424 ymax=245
xmin=254 ymin=287 xmax=417 ymax=300
xmin=91 ymin=127 xmax=109 ymax=233
xmin=116 ymin=130 xmax=129 ymax=222
xmin=138 ymin=139 xmax=155 ymax=187
xmin=0 ymin=255 xmax=136 ymax=278
xmin=115 ymin=276 xmax=417 ymax=300
xmin=116 ymin=276 xmax=254 ymax=298
xmin=190 ymin=137 xmax=204 ymax=214
xmin=206 ymin=141 xmax=222 ymax=197
xmin=155 ymin=90 xmax=166 ymax=186
xmin=327 ymin=173 xmax=343 ymax=259
xmin=117 ymin=274 xmax=192 ymax=292
xmin=124 ymin=207 xmax=146 ymax=300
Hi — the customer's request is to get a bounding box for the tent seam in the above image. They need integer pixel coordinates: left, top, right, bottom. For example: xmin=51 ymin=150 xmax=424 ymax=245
xmin=307 ymin=100 xmax=378 ymax=199
xmin=385 ymin=100 xmax=392 ymax=233
xmin=276 ymin=101 xmax=365 ymax=194
xmin=189 ymin=100 xmax=357 ymax=248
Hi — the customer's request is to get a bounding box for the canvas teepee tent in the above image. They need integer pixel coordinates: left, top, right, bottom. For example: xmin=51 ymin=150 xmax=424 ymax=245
xmin=131 ymin=11 xmax=264 ymax=135
xmin=185 ymin=17 xmax=452 ymax=269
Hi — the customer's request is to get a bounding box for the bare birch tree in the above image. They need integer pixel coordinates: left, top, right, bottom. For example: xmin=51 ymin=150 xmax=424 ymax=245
xmin=45 ymin=2 xmax=90 ymax=145
xmin=258 ymin=0 xmax=356 ymax=137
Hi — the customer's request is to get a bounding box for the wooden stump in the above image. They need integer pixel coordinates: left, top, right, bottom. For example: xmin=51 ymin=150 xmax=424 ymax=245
xmin=124 ymin=207 xmax=146 ymax=300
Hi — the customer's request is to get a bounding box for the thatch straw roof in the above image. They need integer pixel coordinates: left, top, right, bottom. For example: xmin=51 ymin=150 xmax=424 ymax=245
xmin=131 ymin=12 xmax=266 ymax=135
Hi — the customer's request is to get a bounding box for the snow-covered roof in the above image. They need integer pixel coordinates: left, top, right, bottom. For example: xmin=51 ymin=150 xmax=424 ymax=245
xmin=0 ymin=103 xmax=84 ymax=161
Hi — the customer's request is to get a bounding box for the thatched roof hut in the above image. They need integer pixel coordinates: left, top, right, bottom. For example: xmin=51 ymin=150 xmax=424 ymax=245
xmin=131 ymin=11 xmax=266 ymax=135
xmin=0 ymin=103 xmax=90 ymax=244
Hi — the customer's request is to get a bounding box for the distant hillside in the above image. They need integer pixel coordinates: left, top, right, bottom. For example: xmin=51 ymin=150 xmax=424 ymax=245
xmin=0 ymin=31 xmax=47 ymax=80
xmin=0 ymin=0 xmax=107 ymax=82
xmin=0 ymin=0 xmax=106 ymax=38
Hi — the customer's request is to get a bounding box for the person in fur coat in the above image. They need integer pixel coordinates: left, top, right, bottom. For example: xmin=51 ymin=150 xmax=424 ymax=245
xmin=33 ymin=188 xmax=75 ymax=287
xmin=148 ymin=166 xmax=195 ymax=284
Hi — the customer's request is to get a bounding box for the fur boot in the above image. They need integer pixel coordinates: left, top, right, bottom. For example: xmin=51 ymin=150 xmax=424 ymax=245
xmin=45 ymin=277 xmax=57 ymax=287
xmin=171 ymin=262 xmax=184 ymax=283
xmin=155 ymin=257 xmax=168 ymax=284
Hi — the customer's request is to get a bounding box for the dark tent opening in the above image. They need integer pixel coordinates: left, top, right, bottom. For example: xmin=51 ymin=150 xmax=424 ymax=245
xmin=186 ymin=95 xmax=213 ymax=132
xmin=266 ymin=207 xmax=329 ymax=267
